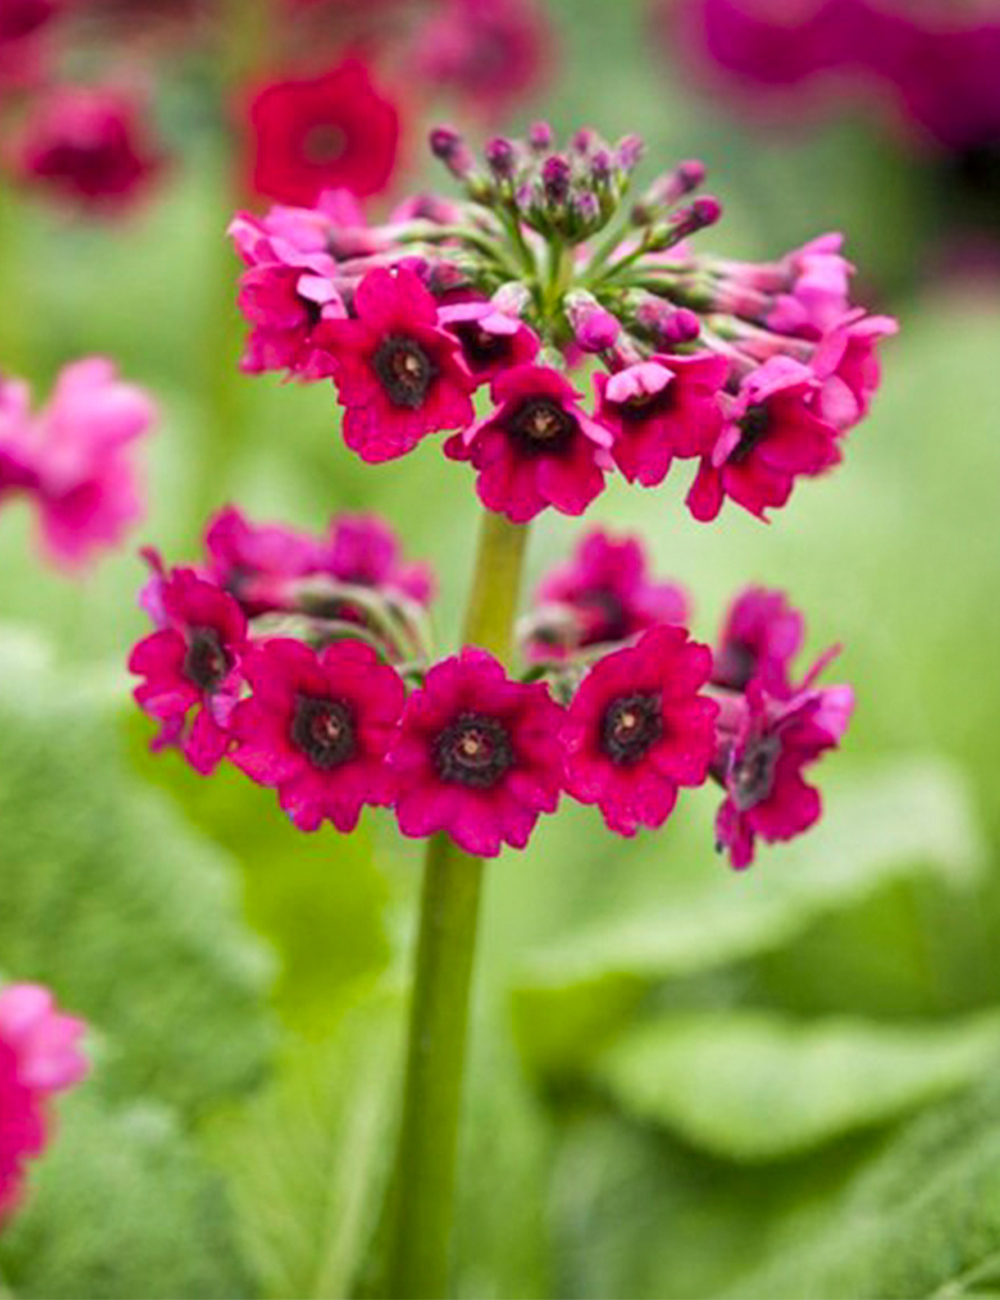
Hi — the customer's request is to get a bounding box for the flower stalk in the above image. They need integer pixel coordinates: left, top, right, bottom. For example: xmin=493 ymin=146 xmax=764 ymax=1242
xmin=386 ymin=511 xmax=528 ymax=1299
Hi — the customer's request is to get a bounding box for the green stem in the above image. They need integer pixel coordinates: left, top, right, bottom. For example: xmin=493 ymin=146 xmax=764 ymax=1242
xmin=385 ymin=512 xmax=529 ymax=1300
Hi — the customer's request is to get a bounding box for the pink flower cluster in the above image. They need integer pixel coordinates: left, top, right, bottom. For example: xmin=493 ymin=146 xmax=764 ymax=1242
xmin=657 ymin=0 xmax=1000 ymax=154
xmin=0 ymin=982 xmax=88 ymax=1223
xmin=131 ymin=516 xmax=851 ymax=867
xmin=231 ymin=126 xmax=895 ymax=525
xmin=0 ymin=358 xmax=157 ymax=568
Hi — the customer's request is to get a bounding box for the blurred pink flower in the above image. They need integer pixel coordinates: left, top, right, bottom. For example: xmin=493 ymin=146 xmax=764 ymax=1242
xmin=13 ymin=85 xmax=163 ymax=211
xmin=0 ymin=983 xmax=88 ymax=1223
xmin=0 ymin=359 xmax=157 ymax=569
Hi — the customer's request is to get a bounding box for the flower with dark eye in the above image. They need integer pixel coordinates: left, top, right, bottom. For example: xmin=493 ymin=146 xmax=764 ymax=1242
xmin=390 ymin=647 xmax=565 ymax=857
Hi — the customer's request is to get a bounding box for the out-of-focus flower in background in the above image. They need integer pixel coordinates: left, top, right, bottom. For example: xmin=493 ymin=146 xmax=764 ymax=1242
xmin=10 ymin=84 xmax=163 ymax=211
xmin=0 ymin=983 xmax=88 ymax=1224
xmin=247 ymin=58 xmax=401 ymax=205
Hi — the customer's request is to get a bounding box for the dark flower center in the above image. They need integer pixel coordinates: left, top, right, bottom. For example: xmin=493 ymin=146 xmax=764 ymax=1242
xmin=729 ymin=735 xmax=781 ymax=811
xmin=434 ymin=711 xmax=514 ymax=789
xmin=712 ymin=639 xmax=758 ymax=692
xmin=508 ymin=398 xmax=575 ymax=455
xmin=183 ymin=627 xmax=232 ymax=693
xmin=372 ymin=335 xmax=437 ymax=410
xmin=730 ymin=404 xmax=770 ymax=465
xmin=616 ymin=385 xmax=673 ymax=422
xmin=290 ymin=695 xmax=357 ymax=770
xmin=453 ymin=322 xmax=510 ymax=372
xmin=303 ymin=123 xmax=348 ymax=166
xmin=601 ymin=692 xmax=663 ymax=765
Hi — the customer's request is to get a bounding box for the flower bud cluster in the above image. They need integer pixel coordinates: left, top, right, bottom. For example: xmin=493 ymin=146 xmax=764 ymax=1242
xmin=131 ymin=515 xmax=850 ymax=867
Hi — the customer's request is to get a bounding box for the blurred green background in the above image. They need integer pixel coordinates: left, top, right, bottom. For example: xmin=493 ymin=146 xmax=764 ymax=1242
xmin=2 ymin=2 xmax=1000 ymax=1297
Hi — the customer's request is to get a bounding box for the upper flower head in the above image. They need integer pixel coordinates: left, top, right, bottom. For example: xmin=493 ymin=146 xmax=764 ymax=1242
xmin=230 ymin=637 xmax=405 ymax=833
xmin=562 ymin=625 xmax=719 ymax=836
xmin=391 ymin=647 xmax=565 ymax=857
xmin=595 ymin=352 xmax=727 ymax=487
xmin=687 ymin=356 xmax=841 ymax=522
xmin=0 ymin=359 xmax=157 ymax=569
xmin=712 ymin=586 xmax=805 ymax=694
xmin=129 ymin=567 xmax=247 ymax=773
xmin=316 ymin=266 xmax=476 ymax=463
xmin=529 ymin=529 xmax=689 ymax=659
xmin=14 ymin=85 xmax=162 ymax=211
xmin=0 ymin=983 xmax=87 ymax=1223
xmin=714 ymin=671 xmax=854 ymax=870
xmin=445 ymin=363 xmax=613 ymax=523
xmin=248 ymin=58 xmax=400 ymax=206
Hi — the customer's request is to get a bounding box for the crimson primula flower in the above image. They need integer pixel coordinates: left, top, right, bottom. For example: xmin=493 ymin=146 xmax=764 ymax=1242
xmin=230 ymin=638 xmax=405 ymax=833
xmin=712 ymin=586 xmax=805 ymax=693
xmin=530 ymin=529 xmax=689 ymax=659
xmin=129 ymin=568 xmax=247 ymax=773
xmin=205 ymin=505 xmax=328 ymax=614
xmin=391 ymin=648 xmax=564 ymax=857
xmin=687 ymin=356 xmax=840 ymax=521
xmin=0 ymin=983 xmax=87 ymax=1223
xmin=813 ymin=310 xmax=899 ymax=433
xmin=0 ymin=359 xmax=156 ymax=568
xmin=248 ymin=59 xmax=400 ymax=206
xmin=14 ymin=85 xmax=162 ymax=211
xmin=328 ymin=514 xmax=436 ymax=606
xmin=316 ymin=266 xmax=476 ymax=463
xmin=595 ymin=352 xmax=727 ymax=487
xmin=562 ymin=626 xmax=719 ymax=836
xmin=439 ymin=299 xmax=540 ymax=386
xmin=445 ymin=364 xmax=613 ymax=523
xmin=713 ymin=668 xmax=854 ymax=870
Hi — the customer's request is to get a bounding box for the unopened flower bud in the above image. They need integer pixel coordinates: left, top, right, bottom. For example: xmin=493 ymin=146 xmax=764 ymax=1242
xmin=614 ymin=133 xmax=645 ymax=176
xmin=647 ymin=195 xmax=722 ymax=250
xmin=528 ymin=120 xmax=554 ymax=152
xmin=542 ymin=154 xmax=572 ymax=205
xmin=485 ymin=136 xmax=517 ymax=180
xmin=565 ymin=290 xmax=621 ymax=352
xmin=492 ymin=281 xmax=532 ymax=319
xmin=631 ymin=158 xmax=707 ymax=225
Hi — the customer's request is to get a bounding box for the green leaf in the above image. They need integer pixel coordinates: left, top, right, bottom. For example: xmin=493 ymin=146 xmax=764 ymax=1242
xmin=729 ymin=1058 xmax=1000 ymax=1298
xmin=511 ymin=759 xmax=984 ymax=1077
xmin=0 ymin=1090 xmax=252 ymax=1300
xmin=208 ymin=990 xmax=403 ymax=1300
xmin=592 ymin=1010 xmax=1000 ymax=1162
xmin=0 ymin=629 xmax=274 ymax=1114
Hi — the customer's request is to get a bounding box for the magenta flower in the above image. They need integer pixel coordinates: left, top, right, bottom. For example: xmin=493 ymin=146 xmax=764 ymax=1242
xmin=248 ymin=59 xmax=400 ymax=206
xmin=439 ymin=300 xmax=540 ymax=386
xmin=129 ymin=568 xmax=247 ymax=773
xmin=316 ymin=267 xmax=476 ymax=463
xmin=713 ymin=673 xmax=854 ymax=870
xmin=813 ymin=310 xmax=899 ymax=433
xmin=0 ymin=359 xmax=157 ymax=569
xmin=228 ymin=202 xmax=350 ymax=377
xmin=712 ymin=586 xmax=805 ymax=693
xmin=391 ymin=648 xmax=564 ymax=857
xmin=445 ymin=364 xmax=613 ymax=523
xmin=595 ymin=352 xmax=727 ymax=487
xmin=562 ymin=626 xmax=719 ymax=836
xmin=531 ymin=529 xmax=689 ymax=658
xmin=686 ymin=356 xmax=840 ymax=522
xmin=0 ymin=983 xmax=88 ymax=1222
xmin=230 ymin=638 xmax=405 ymax=833
xmin=205 ymin=505 xmax=328 ymax=614
xmin=14 ymin=85 xmax=162 ymax=211
xmin=411 ymin=0 xmax=552 ymax=121
xmin=765 ymin=233 xmax=855 ymax=339
xmin=328 ymin=514 xmax=436 ymax=606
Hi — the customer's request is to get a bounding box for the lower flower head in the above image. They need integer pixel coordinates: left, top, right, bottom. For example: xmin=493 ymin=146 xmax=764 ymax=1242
xmin=230 ymin=638 xmax=405 ymax=833
xmin=390 ymin=647 xmax=564 ymax=857
xmin=530 ymin=529 xmax=689 ymax=658
xmin=444 ymin=363 xmax=613 ymax=523
xmin=129 ymin=568 xmax=247 ymax=773
xmin=205 ymin=505 xmax=328 ymax=614
xmin=562 ymin=625 xmax=719 ymax=836
xmin=0 ymin=983 xmax=87 ymax=1223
